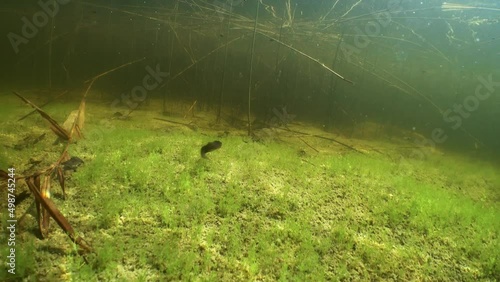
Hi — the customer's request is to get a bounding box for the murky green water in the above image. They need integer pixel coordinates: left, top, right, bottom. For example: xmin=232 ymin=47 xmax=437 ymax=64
xmin=0 ymin=1 xmax=499 ymax=280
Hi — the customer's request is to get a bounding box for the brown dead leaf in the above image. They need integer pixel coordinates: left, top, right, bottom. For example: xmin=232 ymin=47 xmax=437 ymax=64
xmin=39 ymin=175 xmax=51 ymax=238
xmin=77 ymin=99 xmax=85 ymax=131
xmin=62 ymin=110 xmax=79 ymax=133
xmin=25 ymin=177 xmax=92 ymax=253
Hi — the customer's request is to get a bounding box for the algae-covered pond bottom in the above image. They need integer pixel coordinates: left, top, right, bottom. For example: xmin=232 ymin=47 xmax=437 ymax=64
xmin=0 ymin=95 xmax=498 ymax=281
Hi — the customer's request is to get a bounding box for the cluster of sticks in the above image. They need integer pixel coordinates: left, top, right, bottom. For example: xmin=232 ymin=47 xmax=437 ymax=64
xmin=0 ymin=59 xmax=146 ymax=256
xmin=0 ymin=91 xmax=91 ymax=254
xmin=80 ymin=1 xmax=354 ymax=134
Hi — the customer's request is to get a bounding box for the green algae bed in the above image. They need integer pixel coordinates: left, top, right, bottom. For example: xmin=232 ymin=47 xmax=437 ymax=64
xmin=0 ymin=96 xmax=499 ymax=281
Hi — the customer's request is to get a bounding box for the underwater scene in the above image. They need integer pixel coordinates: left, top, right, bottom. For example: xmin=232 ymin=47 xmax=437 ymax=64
xmin=0 ymin=0 xmax=499 ymax=281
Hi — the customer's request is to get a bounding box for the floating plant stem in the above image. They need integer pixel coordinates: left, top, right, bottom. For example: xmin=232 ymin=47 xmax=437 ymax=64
xmin=84 ymin=57 xmax=146 ymax=84
xmin=320 ymin=0 xmax=340 ymax=22
xmin=258 ymin=31 xmax=354 ymax=84
xmin=441 ymin=2 xmax=500 ymax=12
xmin=217 ymin=1 xmax=233 ymax=124
xmin=247 ymin=0 xmax=260 ymax=136
xmin=164 ymin=0 xmax=179 ymax=114
xmin=48 ymin=2 xmax=55 ymax=89
xmin=160 ymin=35 xmax=246 ymax=87
xmin=340 ymin=0 xmax=364 ymax=19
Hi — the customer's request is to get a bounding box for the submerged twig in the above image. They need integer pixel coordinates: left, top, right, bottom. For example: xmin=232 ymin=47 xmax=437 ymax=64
xmin=159 ymin=34 xmax=246 ymax=88
xmin=184 ymin=100 xmax=197 ymax=119
xmin=84 ymin=57 xmax=146 ymax=84
xmin=320 ymin=0 xmax=340 ymax=22
xmin=298 ymin=136 xmax=319 ymax=153
xmin=277 ymin=127 xmax=364 ymax=154
xmin=217 ymin=1 xmax=233 ymax=124
xmin=340 ymin=0 xmax=364 ymax=19
xmin=13 ymin=91 xmax=71 ymax=140
xmin=247 ymin=0 xmax=260 ymax=136
xmin=258 ymin=32 xmax=354 ymax=84
xmin=154 ymin=117 xmax=197 ymax=131
xmin=18 ymin=90 xmax=68 ymax=121
xmin=25 ymin=177 xmax=93 ymax=254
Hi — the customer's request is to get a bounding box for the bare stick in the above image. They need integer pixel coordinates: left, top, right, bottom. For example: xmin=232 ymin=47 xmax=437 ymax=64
xmin=160 ymin=35 xmax=246 ymax=87
xmin=320 ymin=0 xmax=340 ymax=21
xmin=154 ymin=117 xmax=196 ymax=131
xmin=165 ymin=0 xmax=179 ymax=114
xmin=217 ymin=1 xmax=233 ymax=123
xmin=13 ymin=91 xmax=71 ymax=140
xmin=18 ymin=90 xmax=68 ymax=121
xmin=340 ymin=0 xmax=363 ymax=19
xmin=298 ymin=136 xmax=319 ymax=153
xmin=48 ymin=6 xmax=54 ymax=89
xmin=391 ymin=21 xmax=451 ymax=63
xmin=278 ymin=127 xmax=364 ymax=154
xmin=258 ymin=31 xmax=354 ymax=84
xmin=184 ymin=100 xmax=197 ymax=119
xmin=84 ymin=57 xmax=145 ymax=83
xmin=77 ymin=58 xmax=145 ymax=140
xmin=247 ymin=0 xmax=260 ymax=136
xmin=284 ymin=0 xmax=294 ymax=27
xmin=442 ymin=2 xmax=500 ymax=12
xmin=26 ymin=177 xmax=92 ymax=254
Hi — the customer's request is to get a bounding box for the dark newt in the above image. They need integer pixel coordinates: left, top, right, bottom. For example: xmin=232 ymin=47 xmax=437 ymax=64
xmin=201 ymin=141 xmax=222 ymax=158
xmin=61 ymin=156 xmax=84 ymax=171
